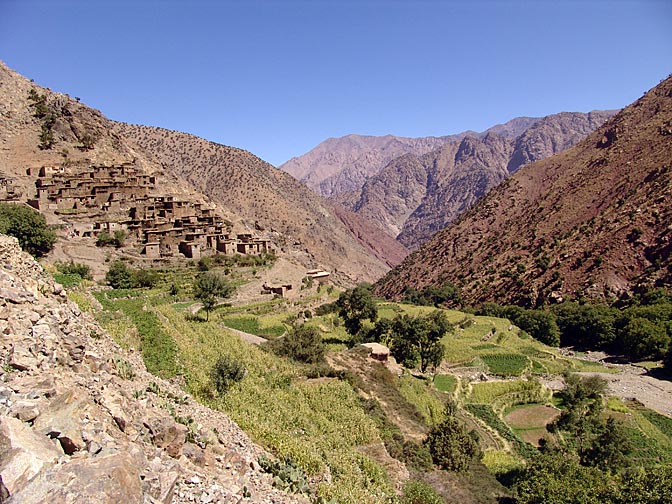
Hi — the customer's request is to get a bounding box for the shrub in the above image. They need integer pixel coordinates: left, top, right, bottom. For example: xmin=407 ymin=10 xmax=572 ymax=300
xmin=194 ymin=272 xmax=234 ymax=320
xmin=266 ymin=325 xmax=325 ymax=364
xmin=210 ymin=356 xmax=246 ymax=394
xmin=55 ymin=260 xmax=91 ymax=279
xmin=105 ymin=261 xmax=136 ymax=289
xmin=0 ymin=203 xmax=56 ymax=257
xmin=197 ymin=256 xmax=212 ymax=271
xmin=135 ymin=268 xmax=159 ymax=288
xmin=258 ymin=454 xmax=311 ymax=495
xmin=96 ymin=229 xmax=126 ymax=248
xmin=424 ymin=401 xmax=480 ymax=472
xmin=401 ymin=480 xmax=443 ymax=504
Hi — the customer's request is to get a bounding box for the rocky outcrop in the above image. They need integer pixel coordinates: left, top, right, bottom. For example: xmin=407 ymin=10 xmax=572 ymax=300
xmin=0 ymin=234 xmax=303 ymax=503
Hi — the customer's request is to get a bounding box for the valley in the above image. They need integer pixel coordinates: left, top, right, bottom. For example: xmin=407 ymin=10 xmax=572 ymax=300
xmin=1 ymin=56 xmax=671 ymax=504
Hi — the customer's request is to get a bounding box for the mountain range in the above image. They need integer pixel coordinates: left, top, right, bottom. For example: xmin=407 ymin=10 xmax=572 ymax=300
xmin=375 ymin=75 xmax=672 ymax=305
xmin=282 ymin=112 xmax=615 ymax=248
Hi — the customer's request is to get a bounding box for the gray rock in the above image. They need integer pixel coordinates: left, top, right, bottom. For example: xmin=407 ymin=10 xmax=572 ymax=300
xmin=0 ymin=415 xmax=60 ymax=495
xmin=10 ymin=399 xmax=40 ymax=422
xmin=6 ymin=451 xmax=144 ymax=504
xmin=33 ymin=390 xmax=87 ymax=455
xmin=143 ymin=413 xmax=187 ymax=458
xmin=142 ymin=470 xmax=179 ymax=504
xmin=0 ymin=288 xmax=35 ymax=305
xmin=8 ymin=344 xmax=37 ymax=372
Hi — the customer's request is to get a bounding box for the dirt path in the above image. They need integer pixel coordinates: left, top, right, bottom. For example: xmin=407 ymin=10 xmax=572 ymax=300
xmin=577 ymin=366 xmax=672 ymax=418
xmin=225 ymin=327 xmax=268 ymax=346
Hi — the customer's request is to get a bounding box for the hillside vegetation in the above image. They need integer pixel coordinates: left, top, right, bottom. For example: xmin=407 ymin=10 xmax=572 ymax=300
xmin=66 ymin=259 xmax=672 ymax=503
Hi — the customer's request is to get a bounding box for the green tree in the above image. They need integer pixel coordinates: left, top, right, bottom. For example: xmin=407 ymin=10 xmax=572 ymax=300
xmin=553 ymin=302 xmax=617 ymax=349
xmin=616 ymin=316 xmax=669 ymax=360
xmin=616 ymin=465 xmax=672 ymax=504
xmin=267 ymin=324 xmax=325 ymax=364
xmin=389 ymin=310 xmax=450 ymax=372
xmin=424 ymin=401 xmax=480 ymax=472
xmin=105 ymin=261 xmax=136 ymax=289
xmin=581 ymin=417 xmax=631 ymax=472
xmin=401 ymin=480 xmax=444 ymax=504
xmin=513 ymin=450 xmax=616 ymax=504
xmin=210 ymin=355 xmax=246 ymax=394
xmin=336 ymin=285 xmax=378 ymax=340
xmin=134 ymin=268 xmax=159 ymax=288
xmin=194 ymin=272 xmax=234 ymax=320
xmin=0 ymin=203 xmax=56 ymax=257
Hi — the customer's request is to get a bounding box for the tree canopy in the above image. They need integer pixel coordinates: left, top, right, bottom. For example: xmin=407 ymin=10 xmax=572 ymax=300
xmin=0 ymin=203 xmax=56 ymax=257
xmin=336 ymin=284 xmax=378 ymax=340
xmin=194 ymin=271 xmax=234 ymax=320
xmin=388 ymin=310 xmax=451 ymax=373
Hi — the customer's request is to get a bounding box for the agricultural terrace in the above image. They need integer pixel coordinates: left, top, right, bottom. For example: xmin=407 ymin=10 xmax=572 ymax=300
xmin=67 ymin=270 xmax=672 ymax=502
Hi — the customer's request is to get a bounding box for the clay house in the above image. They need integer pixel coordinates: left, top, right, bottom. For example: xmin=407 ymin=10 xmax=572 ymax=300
xmin=179 ymin=240 xmax=201 ymax=259
xmin=361 ymin=343 xmax=390 ymax=362
xmin=306 ymin=269 xmax=331 ymax=284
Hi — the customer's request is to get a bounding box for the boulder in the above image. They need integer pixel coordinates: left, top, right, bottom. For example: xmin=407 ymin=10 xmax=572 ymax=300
xmin=141 ymin=470 xmax=179 ymax=504
xmin=8 ymin=344 xmax=37 ymax=372
xmin=33 ymin=390 xmax=87 ymax=455
xmin=0 ymin=415 xmax=60 ymax=495
xmin=6 ymin=451 xmax=144 ymax=504
xmin=143 ymin=413 xmax=187 ymax=458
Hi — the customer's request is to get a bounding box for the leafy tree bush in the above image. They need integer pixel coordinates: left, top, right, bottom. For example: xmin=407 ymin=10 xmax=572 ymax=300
xmin=424 ymin=401 xmax=480 ymax=472
xmin=314 ymin=300 xmax=338 ymax=316
xmin=403 ymin=282 xmax=462 ymax=307
xmin=513 ymin=450 xmax=616 ymax=504
xmin=197 ymin=256 xmax=213 ymax=271
xmin=401 ymin=480 xmax=443 ymax=504
xmin=193 ymin=272 xmax=234 ymax=320
xmin=477 ymin=303 xmax=560 ymax=346
xmin=553 ymin=302 xmax=617 ymax=349
xmin=105 ymin=261 xmax=136 ymax=289
xmin=55 ymin=260 xmax=92 ymax=279
xmin=0 ymin=203 xmax=56 ymax=257
xmin=387 ymin=310 xmax=451 ymax=372
xmin=96 ymin=230 xmax=126 ymax=248
xmin=336 ymin=284 xmax=378 ymax=339
xmin=210 ymin=355 xmax=246 ymax=394
xmin=616 ymin=316 xmax=669 ymax=360
xmin=266 ymin=325 xmax=325 ymax=364
xmin=134 ymin=268 xmax=159 ymax=288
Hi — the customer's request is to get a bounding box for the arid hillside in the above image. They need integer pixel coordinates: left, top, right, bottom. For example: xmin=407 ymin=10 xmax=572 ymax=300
xmin=114 ymin=123 xmax=408 ymax=281
xmin=280 ymin=133 xmax=463 ymax=197
xmin=337 ymin=111 xmax=615 ymax=248
xmin=0 ymin=60 xmax=403 ymax=284
xmin=376 ymin=76 xmax=672 ymax=305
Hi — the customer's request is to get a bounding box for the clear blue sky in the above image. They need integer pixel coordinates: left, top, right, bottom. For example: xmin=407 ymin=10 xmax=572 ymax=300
xmin=1 ymin=0 xmax=670 ymax=166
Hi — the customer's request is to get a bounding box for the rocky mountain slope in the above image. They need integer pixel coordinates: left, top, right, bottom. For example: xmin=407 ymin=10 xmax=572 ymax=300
xmin=0 ymin=60 xmax=403 ymax=283
xmin=376 ymin=76 xmax=672 ymax=306
xmin=0 ymin=234 xmax=302 ymax=503
xmin=280 ymin=134 xmax=456 ymax=197
xmin=339 ymin=111 xmax=616 ymax=247
xmin=113 ymin=123 xmax=408 ymax=279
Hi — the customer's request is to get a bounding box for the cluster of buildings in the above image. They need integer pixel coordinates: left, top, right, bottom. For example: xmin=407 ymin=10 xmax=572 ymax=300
xmin=22 ymin=162 xmax=272 ymax=260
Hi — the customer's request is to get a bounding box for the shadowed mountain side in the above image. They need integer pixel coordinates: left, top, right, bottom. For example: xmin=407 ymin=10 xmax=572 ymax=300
xmin=114 ymin=124 xmax=405 ymax=282
xmin=375 ymin=76 xmax=672 ymax=306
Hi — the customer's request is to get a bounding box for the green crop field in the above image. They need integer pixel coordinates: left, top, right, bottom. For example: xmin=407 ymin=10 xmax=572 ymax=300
xmin=69 ymin=280 xmax=672 ymax=504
